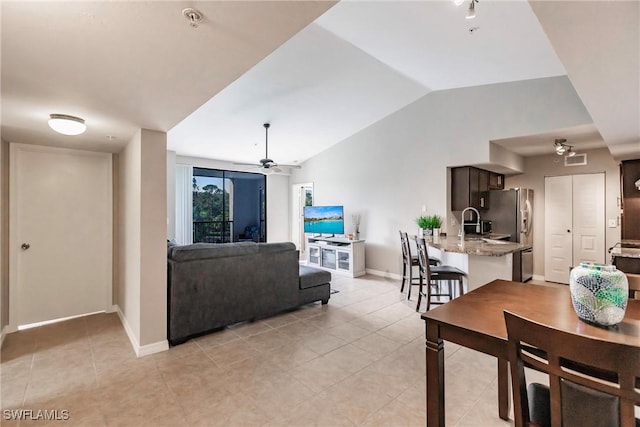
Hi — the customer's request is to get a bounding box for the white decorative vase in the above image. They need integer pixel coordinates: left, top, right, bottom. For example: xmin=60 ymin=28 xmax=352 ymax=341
xmin=569 ymin=262 xmax=628 ymax=326
xmin=433 ymin=228 xmax=441 ymax=237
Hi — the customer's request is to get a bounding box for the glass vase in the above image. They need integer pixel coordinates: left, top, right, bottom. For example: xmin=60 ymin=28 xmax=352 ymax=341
xmin=569 ymin=262 xmax=628 ymax=326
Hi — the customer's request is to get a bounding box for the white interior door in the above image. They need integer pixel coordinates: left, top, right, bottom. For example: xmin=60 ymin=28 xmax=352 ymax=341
xmin=10 ymin=144 xmax=112 ymax=328
xmin=544 ymin=173 xmax=605 ymax=284
xmin=572 ymin=173 xmax=605 ymax=266
xmin=545 ymin=175 xmax=573 ymax=284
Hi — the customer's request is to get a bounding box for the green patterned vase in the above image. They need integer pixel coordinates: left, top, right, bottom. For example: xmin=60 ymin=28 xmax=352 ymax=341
xmin=569 ymin=262 xmax=628 ymax=326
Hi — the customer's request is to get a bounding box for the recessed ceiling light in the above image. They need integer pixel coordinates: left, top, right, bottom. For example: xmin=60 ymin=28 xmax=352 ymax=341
xmin=48 ymin=114 xmax=86 ymax=135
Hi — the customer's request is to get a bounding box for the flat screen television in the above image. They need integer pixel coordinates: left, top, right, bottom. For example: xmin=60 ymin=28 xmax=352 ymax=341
xmin=303 ymin=205 xmax=344 ymax=235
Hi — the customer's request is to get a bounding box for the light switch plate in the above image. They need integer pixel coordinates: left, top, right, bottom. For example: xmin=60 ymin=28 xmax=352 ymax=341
xmin=608 ymin=219 xmax=617 ymax=228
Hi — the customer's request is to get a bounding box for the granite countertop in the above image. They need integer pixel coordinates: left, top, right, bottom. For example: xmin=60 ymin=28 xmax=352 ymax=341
xmin=610 ymin=240 xmax=640 ymax=259
xmin=426 ymin=235 xmax=531 ymax=257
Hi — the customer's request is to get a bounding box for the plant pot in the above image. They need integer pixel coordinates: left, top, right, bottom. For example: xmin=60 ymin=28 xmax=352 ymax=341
xmin=569 ymin=262 xmax=628 ymax=326
xmin=420 ymin=228 xmax=432 ymax=237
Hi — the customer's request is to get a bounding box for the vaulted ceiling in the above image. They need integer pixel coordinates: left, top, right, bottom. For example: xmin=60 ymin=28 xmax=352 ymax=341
xmin=2 ymin=1 xmax=638 ymax=162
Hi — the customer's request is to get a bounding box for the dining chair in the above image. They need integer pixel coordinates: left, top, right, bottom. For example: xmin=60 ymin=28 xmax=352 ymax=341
xmin=504 ymin=310 xmax=640 ymax=427
xmin=627 ymin=273 xmax=640 ymax=300
xmin=399 ymin=231 xmax=440 ymax=299
xmin=399 ymin=231 xmax=421 ymax=299
xmin=414 ymin=236 xmax=466 ymax=311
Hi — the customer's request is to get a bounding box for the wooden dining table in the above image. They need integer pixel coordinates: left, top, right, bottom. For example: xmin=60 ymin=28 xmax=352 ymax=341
xmin=421 ymin=279 xmax=640 ymax=427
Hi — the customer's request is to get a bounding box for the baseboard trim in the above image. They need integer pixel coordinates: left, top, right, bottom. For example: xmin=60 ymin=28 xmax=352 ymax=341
xmin=115 ymin=306 xmax=168 ymax=357
xmin=138 ymin=340 xmax=169 ymax=357
xmin=366 ymin=268 xmax=402 ymax=280
xmin=532 ymin=274 xmax=545 ymax=282
xmin=115 ymin=306 xmax=140 ymax=354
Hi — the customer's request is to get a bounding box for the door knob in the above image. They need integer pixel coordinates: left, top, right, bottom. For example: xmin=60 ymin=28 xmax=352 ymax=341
xmin=21 ymin=243 xmax=30 ymax=250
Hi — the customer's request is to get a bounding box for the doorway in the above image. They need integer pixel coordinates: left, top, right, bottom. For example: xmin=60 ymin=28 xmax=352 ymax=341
xmin=544 ymin=173 xmax=605 ymax=284
xmin=291 ymin=183 xmax=313 ymax=259
xmin=9 ymin=144 xmax=112 ymax=329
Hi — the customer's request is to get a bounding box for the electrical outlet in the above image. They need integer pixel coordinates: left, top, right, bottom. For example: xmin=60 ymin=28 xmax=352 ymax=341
xmin=451 ymin=217 xmax=456 ymax=226
xmin=608 ymin=219 xmax=617 ymax=228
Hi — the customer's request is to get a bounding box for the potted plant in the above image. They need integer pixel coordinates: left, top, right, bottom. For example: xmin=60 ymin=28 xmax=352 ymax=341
xmin=430 ymin=214 xmax=443 ymax=237
xmin=416 ymin=215 xmax=432 ymax=236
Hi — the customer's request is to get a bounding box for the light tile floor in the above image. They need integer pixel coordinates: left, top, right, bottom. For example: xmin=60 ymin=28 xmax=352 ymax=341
xmin=1 ymin=274 xmax=515 ymax=426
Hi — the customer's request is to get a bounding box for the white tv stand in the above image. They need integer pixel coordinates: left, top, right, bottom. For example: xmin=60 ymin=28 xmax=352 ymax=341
xmin=306 ymin=236 xmax=365 ymax=278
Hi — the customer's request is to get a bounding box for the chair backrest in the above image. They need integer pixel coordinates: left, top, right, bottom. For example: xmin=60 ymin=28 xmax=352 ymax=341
xmin=414 ymin=236 xmax=432 ymax=280
xmin=399 ymin=231 xmax=412 ymax=263
xmin=504 ymin=310 xmax=640 ymax=427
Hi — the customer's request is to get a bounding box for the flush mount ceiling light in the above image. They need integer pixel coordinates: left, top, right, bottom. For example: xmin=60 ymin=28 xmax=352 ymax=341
xmin=48 ymin=114 xmax=86 ymax=135
xmin=182 ymin=8 xmax=203 ymax=28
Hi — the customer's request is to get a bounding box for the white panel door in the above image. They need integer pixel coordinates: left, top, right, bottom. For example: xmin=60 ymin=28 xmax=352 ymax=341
xmin=544 ymin=175 xmax=573 ymax=284
xmin=572 ymin=173 xmax=605 ymax=266
xmin=10 ymin=144 xmax=112 ymax=327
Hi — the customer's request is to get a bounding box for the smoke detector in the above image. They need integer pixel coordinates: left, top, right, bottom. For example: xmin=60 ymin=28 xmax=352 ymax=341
xmin=182 ymin=8 xmax=203 ymax=28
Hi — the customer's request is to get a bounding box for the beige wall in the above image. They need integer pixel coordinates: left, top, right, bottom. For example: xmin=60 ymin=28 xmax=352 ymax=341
xmin=1 ymin=139 xmax=9 ymax=331
xmin=506 ymin=148 xmax=621 ymax=278
xmin=139 ymin=130 xmax=167 ymax=346
xmin=118 ymin=132 xmax=142 ymax=340
xmin=118 ymin=129 xmax=168 ymax=349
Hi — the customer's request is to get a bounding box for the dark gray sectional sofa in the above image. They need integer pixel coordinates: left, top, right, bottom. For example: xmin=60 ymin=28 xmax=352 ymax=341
xmin=167 ymin=241 xmax=331 ymax=345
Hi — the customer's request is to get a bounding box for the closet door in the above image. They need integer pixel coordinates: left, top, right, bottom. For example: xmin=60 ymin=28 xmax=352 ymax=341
xmin=544 ymin=173 xmax=605 ymax=284
xmin=544 ymin=175 xmax=573 ymax=284
xmin=572 ymin=174 xmax=605 ymax=267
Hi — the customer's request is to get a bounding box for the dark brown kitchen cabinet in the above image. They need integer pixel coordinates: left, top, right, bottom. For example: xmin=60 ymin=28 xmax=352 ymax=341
xmin=488 ymin=172 xmax=505 ymax=190
xmin=451 ymin=166 xmax=490 ymax=211
xmin=621 ymin=159 xmax=640 ymax=240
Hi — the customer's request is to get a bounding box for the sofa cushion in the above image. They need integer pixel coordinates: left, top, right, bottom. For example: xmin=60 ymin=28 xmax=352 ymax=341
xmin=257 ymin=242 xmax=297 ymax=254
xmin=169 ymin=242 xmax=257 ymax=262
xmin=299 ymin=265 xmax=331 ymax=289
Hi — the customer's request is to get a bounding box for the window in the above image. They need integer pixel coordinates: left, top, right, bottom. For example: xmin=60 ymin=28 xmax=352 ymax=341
xmin=192 ymin=168 xmax=266 ymax=243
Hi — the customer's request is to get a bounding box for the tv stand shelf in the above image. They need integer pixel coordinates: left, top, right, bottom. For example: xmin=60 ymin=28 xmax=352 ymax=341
xmin=306 ymin=236 xmax=365 ymax=277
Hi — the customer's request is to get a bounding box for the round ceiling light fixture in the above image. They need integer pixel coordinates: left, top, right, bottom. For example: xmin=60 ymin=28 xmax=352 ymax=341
xmin=48 ymin=114 xmax=86 ymax=135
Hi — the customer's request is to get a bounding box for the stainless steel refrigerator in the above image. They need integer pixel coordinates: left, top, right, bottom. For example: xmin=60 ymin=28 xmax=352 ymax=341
xmin=486 ymin=188 xmax=534 ymax=282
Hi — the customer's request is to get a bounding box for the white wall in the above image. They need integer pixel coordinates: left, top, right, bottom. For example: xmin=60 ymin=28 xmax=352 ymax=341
xmin=169 ymin=155 xmax=291 ymax=243
xmin=118 ymin=129 xmax=167 ymax=353
xmin=506 ymin=147 xmax=621 ymax=278
xmin=291 ymin=76 xmax=593 ymax=276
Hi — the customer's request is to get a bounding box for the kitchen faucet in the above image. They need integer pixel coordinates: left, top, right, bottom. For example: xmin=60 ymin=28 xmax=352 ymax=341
xmin=460 ymin=207 xmax=481 ymax=241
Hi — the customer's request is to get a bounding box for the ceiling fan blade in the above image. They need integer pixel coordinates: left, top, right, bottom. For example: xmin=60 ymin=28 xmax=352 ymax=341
xmin=232 ymin=162 xmax=262 ymax=167
xmin=276 ymin=163 xmax=302 ymax=169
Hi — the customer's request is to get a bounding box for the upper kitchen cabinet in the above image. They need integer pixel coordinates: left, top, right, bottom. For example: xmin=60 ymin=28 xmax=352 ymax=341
xmin=451 ymin=166 xmax=504 ymax=211
xmin=621 ymin=159 xmax=640 ymax=240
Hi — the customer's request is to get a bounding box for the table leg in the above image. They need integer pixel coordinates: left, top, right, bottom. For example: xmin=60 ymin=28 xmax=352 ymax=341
xmin=426 ymin=321 xmax=444 ymax=427
xmin=497 ymin=358 xmax=509 ymax=420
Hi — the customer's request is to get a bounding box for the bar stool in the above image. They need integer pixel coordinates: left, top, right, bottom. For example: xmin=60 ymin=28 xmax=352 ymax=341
xmin=414 ymin=236 xmax=467 ymax=311
xmin=399 ymin=231 xmax=440 ymax=300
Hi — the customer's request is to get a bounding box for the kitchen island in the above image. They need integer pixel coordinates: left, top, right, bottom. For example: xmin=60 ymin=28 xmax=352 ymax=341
xmin=611 ymin=240 xmax=640 ymax=274
xmin=426 ymin=235 xmax=532 ymax=291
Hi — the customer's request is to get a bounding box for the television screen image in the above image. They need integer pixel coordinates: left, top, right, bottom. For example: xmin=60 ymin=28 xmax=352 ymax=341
xmin=304 ymin=205 xmax=344 ymax=235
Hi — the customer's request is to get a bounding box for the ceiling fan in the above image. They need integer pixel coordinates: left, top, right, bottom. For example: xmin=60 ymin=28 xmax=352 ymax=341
xmin=234 ymin=123 xmax=301 ymax=174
